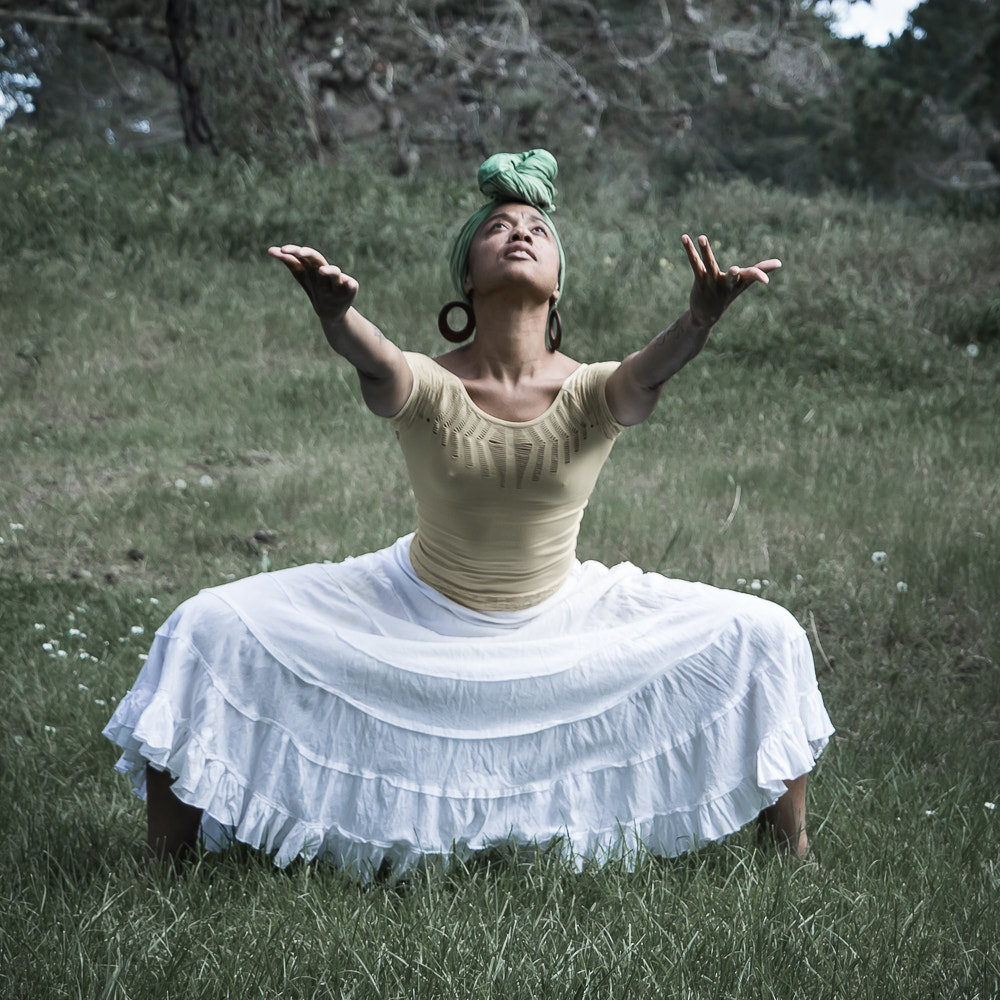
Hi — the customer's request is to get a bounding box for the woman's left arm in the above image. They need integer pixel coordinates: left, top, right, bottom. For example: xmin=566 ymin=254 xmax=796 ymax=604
xmin=605 ymin=235 xmax=781 ymax=427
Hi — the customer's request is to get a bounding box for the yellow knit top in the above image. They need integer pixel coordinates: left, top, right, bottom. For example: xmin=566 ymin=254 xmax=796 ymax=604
xmin=389 ymin=352 xmax=625 ymax=610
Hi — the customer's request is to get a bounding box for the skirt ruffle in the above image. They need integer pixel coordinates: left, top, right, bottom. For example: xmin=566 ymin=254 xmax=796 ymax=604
xmin=103 ymin=535 xmax=833 ymax=878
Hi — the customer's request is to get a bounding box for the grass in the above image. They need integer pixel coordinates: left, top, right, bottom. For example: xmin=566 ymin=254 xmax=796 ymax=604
xmin=1 ymin=132 xmax=998 ymax=998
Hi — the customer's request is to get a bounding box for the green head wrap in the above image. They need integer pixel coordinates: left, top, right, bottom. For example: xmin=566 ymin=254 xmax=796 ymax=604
xmin=448 ymin=148 xmax=566 ymax=304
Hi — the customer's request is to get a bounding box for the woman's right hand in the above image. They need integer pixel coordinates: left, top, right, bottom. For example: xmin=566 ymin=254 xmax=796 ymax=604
xmin=268 ymin=245 xmax=359 ymax=325
xmin=268 ymin=244 xmax=412 ymax=418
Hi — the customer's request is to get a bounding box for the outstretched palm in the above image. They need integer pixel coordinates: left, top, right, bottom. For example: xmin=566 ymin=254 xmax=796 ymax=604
xmin=682 ymin=234 xmax=781 ymax=329
xmin=268 ymin=244 xmax=359 ymax=324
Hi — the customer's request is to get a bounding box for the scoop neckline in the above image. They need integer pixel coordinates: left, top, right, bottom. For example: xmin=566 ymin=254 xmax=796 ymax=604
xmin=430 ymin=356 xmax=586 ymax=426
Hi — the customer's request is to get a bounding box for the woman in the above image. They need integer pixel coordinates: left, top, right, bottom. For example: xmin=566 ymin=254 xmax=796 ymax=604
xmin=104 ymin=150 xmax=833 ymax=876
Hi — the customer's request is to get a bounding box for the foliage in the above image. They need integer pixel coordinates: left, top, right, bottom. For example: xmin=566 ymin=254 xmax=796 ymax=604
xmin=1 ymin=136 xmax=999 ymax=998
xmin=2 ymin=0 xmax=997 ymax=198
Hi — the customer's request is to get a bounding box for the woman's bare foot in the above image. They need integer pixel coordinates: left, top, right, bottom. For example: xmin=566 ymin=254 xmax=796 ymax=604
xmin=145 ymin=765 xmax=203 ymax=873
xmin=757 ymin=773 xmax=811 ymax=860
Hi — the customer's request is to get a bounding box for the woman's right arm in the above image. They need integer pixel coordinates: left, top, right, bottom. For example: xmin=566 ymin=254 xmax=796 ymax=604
xmin=268 ymin=244 xmax=413 ymax=417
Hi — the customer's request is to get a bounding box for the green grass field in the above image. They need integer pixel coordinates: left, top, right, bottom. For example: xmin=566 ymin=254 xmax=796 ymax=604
xmin=2 ymin=133 xmax=998 ymax=998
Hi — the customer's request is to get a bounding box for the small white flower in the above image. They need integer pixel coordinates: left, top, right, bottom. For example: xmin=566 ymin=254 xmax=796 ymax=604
xmin=986 ymin=802 xmax=997 ymax=811
xmin=795 ymin=574 xmax=804 ymax=582
xmin=896 ymin=581 xmax=908 ymax=593
xmin=871 ymin=551 xmax=887 ymax=565
xmin=9 ymin=522 xmax=25 ymax=531
xmin=751 ymin=579 xmax=762 ymax=591
xmin=174 ymin=478 xmax=188 ymax=490
xmin=762 ymin=579 xmax=770 ymax=587
xmin=199 ymin=474 xmax=214 ymax=487
xmin=56 ymin=649 xmax=68 ymax=658
xmin=149 ymin=597 xmax=159 ymax=605
xmin=966 ymin=343 xmax=980 ymax=358
xmin=68 ymin=628 xmax=81 ymax=637
xmin=34 ymin=623 xmax=45 ymax=631
xmin=94 ymin=699 xmax=106 ymax=707
xmin=44 ymin=725 xmax=56 ymax=734
xmin=67 ymin=612 xmax=75 ymax=622
xmin=130 ymin=625 xmax=144 ymax=635
xmin=78 ymin=651 xmax=89 ymax=660
xmin=41 ymin=641 xmax=53 ymax=651
xmin=78 ymin=683 xmax=89 ymax=691
xmin=138 ymin=653 xmax=148 ymax=661
xmin=925 ymin=809 xmax=936 ymax=817
xmin=737 ymin=578 xmax=747 ymax=586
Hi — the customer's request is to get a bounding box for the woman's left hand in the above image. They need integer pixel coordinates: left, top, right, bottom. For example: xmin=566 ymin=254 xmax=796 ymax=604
xmin=683 ymin=234 xmax=781 ymax=329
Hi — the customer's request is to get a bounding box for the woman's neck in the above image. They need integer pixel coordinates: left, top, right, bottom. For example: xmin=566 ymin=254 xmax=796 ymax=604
xmin=466 ymin=296 xmax=552 ymax=379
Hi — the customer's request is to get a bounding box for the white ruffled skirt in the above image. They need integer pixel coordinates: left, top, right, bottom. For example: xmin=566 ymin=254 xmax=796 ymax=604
xmin=104 ymin=535 xmax=833 ymax=877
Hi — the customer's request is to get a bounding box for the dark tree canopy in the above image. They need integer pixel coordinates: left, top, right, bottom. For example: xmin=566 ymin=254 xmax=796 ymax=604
xmin=1 ymin=0 xmax=996 ymax=196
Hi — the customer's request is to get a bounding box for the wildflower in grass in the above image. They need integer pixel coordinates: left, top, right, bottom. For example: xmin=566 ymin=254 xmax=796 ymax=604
xmin=986 ymin=802 xmax=997 ymax=811
xmin=44 ymin=726 xmax=56 ymax=734
xmin=174 ymin=478 xmax=188 ymax=490
xmin=56 ymin=649 xmax=67 ymax=658
xmin=139 ymin=653 xmax=148 ymax=661
xmin=41 ymin=641 xmax=53 ymax=651
xmin=94 ymin=699 xmax=106 ymax=707
xmin=871 ymin=551 xmax=887 ymax=565
xmin=34 ymin=623 xmax=44 ymax=631
xmin=751 ymin=579 xmax=761 ymax=591
xmin=9 ymin=522 xmax=25 ymax=531
xmin=130 ymin=625 xmax=144 ymax=635
xmin=69 ymin=627 xmax=81 ymax=636
xmin=925 ymin=809 xmax=936 ymax=816
xmin=896 ymin=581 xmax=908 ymax=593
xmin=199 ymin=474 xmax=214 ymax=487
xmin=78 ymin=683 xmax=89 ymax=691
xmin=78 ymin=651 xmax=89 ymax=660
xmin=737 ymin=578 xmax=747 ymax=586
xmin=149 ymin=597 xmax=159 ymax=605
xmin=966 ymin=344 xmax=980 ymax=358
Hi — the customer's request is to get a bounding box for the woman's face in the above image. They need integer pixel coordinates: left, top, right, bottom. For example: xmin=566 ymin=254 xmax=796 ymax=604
xmin=464 ymin=202 xmax=561 ymax=303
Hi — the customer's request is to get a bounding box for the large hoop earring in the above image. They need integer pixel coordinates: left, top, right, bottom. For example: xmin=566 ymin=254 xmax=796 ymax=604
xmin=546 ymin=308 xmax=562 ymax=353
xmin=438 ymin=301 xmax=476 ymax=343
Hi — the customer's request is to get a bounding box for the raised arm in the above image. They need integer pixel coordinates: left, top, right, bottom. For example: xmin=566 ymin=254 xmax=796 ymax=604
xmin=268 ymin=245 xmax=413 ymax=418
xmin=605 ymin=235 xmax=781 ymax=427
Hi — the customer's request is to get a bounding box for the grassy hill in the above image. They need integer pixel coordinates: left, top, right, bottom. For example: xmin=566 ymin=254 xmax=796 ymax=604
xmin=1 ymin=134 xmax=998 ymax=998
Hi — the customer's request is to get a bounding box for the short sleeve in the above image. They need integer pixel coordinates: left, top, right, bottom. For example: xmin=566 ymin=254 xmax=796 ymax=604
xmin=388 ymin=353 xmax=445 ymax=432
xmin=568 ymin=361 xmax=627 ymax=441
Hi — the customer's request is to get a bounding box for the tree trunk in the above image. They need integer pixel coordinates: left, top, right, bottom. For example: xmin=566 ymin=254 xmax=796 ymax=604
xmin=165 ymin=0 xmax=219 ymax=155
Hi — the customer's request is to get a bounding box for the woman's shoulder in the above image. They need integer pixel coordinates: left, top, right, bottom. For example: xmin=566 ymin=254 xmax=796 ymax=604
xmin=389 ymin=352 xmax=456 ymax=428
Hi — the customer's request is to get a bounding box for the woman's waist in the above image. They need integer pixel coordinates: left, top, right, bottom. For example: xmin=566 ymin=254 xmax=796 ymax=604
xmin=407 ymin=522 xmax=580 ymax=612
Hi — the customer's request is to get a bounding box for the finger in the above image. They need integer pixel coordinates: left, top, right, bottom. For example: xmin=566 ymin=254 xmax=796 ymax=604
xmin=289 ymin=245 xmax=330 ymax=269
xmin=738 ymin=266 xmax=769 ymax=286
xmin=681 ymin=234 xmax=706 ymax=279
xmin=322 ymin=268 xmax=358 ymax=293
xmin=698 ymin=235 xmax=723 ymax=279
xmin=736 ymin=260 xmax=782 ymax=286
xmin=269 ymin=250 xmax=308 ymax=279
